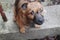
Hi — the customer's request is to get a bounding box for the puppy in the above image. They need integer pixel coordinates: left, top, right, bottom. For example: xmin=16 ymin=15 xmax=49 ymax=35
xmin=14 ymin=0 xmax=45 ymax=33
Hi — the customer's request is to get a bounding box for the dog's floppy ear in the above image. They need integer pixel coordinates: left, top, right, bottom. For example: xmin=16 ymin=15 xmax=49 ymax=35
xmin=14 ymin=0 xmax=20 ymax=14
xmin=21 ymin=3 xmax=28 ymax=10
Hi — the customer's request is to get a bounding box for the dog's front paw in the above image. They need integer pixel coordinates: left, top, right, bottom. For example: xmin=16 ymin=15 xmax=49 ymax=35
xmin=35 ymin=24 xmax=40 ymax=28
xmin=20 ymin=27 xmax=25 ymax=33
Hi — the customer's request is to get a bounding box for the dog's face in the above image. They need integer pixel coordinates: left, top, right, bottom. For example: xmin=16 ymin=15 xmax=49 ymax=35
xmin=15 ymin=0 xmax=45 ymax=25
xmin=21 ymin=1 xmax=43 ymax=24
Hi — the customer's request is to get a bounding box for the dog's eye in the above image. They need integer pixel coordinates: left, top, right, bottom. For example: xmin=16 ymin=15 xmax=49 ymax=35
xmin=21 ymin=3 xmax=28 ymax=10
xmin=30 ymin=11 xmax=34 ymax=15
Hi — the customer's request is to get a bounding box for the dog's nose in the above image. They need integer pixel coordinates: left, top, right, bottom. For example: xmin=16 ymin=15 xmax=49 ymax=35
xmin=33 ymin=13 xmax=44 ymax=25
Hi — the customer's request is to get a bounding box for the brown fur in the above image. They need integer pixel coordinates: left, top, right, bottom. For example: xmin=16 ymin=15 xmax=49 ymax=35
xmin=14 ymin=0 xmax=43 ymax=33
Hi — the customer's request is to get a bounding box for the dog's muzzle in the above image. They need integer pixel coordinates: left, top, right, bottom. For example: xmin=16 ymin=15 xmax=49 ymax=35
xmin=33 ymin=12 xmax=44 ymax=25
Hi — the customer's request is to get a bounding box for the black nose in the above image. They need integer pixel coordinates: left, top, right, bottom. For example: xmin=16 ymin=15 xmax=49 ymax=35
xmin=33 ymin=13 xmax=44 ymax=25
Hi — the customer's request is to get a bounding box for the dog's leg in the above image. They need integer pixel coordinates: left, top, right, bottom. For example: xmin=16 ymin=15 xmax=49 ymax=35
xmin=17 ymin=21 xmax=25 ymax=33
xmin=16 ymin=16 xmax=25 ymax=33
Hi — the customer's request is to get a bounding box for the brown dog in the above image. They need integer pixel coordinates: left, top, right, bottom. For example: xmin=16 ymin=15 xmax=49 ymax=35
xmin=14 ymin=0 xmax=45 ymax=33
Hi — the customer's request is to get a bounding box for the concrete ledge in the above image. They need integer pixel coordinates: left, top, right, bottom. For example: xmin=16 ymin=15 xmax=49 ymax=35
xmin=0 ymin=5 xmax=60 ymax=40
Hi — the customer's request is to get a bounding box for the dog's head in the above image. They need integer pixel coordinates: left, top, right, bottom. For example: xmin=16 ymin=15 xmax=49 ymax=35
xmin=14 ymin=0 xmax=45 ymax=25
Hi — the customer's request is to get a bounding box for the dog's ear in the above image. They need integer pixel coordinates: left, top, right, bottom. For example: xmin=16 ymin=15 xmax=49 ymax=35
xmin=21 ymin=3 xmax=28 ymax=10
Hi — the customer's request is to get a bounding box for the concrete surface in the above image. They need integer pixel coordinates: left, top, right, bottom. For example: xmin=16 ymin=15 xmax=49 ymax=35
xmin=0 ymin=5 xmax=60 ymax=40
